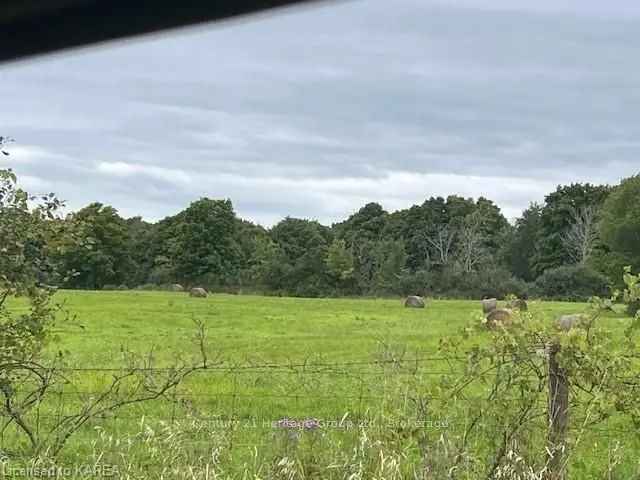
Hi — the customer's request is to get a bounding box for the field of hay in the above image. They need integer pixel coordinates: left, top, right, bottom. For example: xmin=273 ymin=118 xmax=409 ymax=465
xmin=4 ymin=291 xmax=637 ymax=478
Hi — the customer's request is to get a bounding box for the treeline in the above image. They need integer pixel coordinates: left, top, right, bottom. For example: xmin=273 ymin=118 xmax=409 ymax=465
xmin=19 ymin=173 xmax=640 ymax=300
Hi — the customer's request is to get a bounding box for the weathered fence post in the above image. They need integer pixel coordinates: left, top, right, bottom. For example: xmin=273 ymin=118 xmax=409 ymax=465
xmin=547 ymin=341 xmax=569 ymax=480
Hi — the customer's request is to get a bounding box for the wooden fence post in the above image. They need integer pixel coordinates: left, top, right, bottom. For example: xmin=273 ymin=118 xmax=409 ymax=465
xmin=547 ymin=341 xmax=569 ymax=480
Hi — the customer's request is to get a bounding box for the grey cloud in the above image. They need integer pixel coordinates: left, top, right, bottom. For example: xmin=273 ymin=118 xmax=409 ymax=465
xmin=1 ymin=0 xmax=640 ymax=224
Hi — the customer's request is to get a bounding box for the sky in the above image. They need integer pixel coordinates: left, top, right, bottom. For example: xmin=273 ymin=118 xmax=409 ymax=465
xmin=2 ymin=0 xmax=640 ymax=226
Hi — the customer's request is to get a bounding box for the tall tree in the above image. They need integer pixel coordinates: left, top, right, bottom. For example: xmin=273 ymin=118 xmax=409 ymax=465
xmin=373 ymin=239 xmax=407 ymax=294
xmin=325 ymin=239 xmax=355 ymax=291
xmin=504 ymin=203 xmax=542 ymax=281
xmin=334 ymin=202 xmax=387 ymax=246
xmin=172 ymin=198 xmax=240 ymax=286
xmin=389 ymin=197 xmax=447 ymax=271
xmin=124 ymin=216 xmax=156 ymax=286
xmin=1 ymin=169 xmax=64 ymax=291
xmin=533 ymin=183 xmax=611 ymax=276
xmin=599 ymin=175 xmax=640 ymax=270
xmin=60 ymin=203 xmax=131 ymax=289
xmin=456 ymin=212 xmax=487 ymax=273
xmin=268 ymin=217 xmax=332 ymax=296
xmin=234 ymin=219 xmax=270 ymax=287
xmin=561 ymin=205 xmax=599 ymax=265
xmin=426 ymin=224 xmax=456 ymax=266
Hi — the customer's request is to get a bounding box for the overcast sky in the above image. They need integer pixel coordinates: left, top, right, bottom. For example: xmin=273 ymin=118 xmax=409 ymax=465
xmin=2 ymin=0 xmax=640 ymax=226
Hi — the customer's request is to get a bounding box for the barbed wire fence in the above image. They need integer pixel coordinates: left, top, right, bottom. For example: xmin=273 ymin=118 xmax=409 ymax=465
xmin=2 ymin=345 xmax=640 ymax=480
xmin=2 ymin=353 xmax=638 ymax=439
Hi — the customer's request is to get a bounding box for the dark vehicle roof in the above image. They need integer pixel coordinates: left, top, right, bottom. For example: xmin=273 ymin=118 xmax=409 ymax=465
xmin=0 ymin=0 xmax=321 ymax=64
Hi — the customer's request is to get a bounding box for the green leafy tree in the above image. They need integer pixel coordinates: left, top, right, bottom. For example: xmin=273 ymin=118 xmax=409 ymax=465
xmin=59 ymin=203 xmax=132 ymax=289
xmin=325 ymin=239 xmax=355 ymax=292
xmin=124 ymin=216 xmax=157 ymax=286
xmin=373 ymin=239 xmax=407 ymax=294
xmin=268 ymin=217 xmax=332 ymax=296
xmin=472 ymin=197 xmax=510 ymax=252
xmin=234 ymin=219 xmax=270 ymax=288
xmin=1 ymin=167 xmax=65 ymax=432
xmin=385 ymin=197 xmax=447 ymax=271
xmin=1 ymin=169 xmax=213 ymax=456
xmin=599 ymin=175 xmax=640 ymax=272
xmin=172 ymin=198 xmax=240 ymax=286
xmin=504 ymin=203 xmax=542 ymax=281
xmin=333 ymin=202 xmax=387 ymax=246
xmin=533 ymin=183 xmax=611 ymax=276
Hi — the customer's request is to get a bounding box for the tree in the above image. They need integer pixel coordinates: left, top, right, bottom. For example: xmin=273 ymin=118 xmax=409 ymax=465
xmin=504 ymin=203 xmax=542 ymax=282
xmin=234 ymin=219 xmax=270 ymax=288
xmin=426 ymin=224 xmax=455 ymax=266
xmin=384 ymin=198 xmax=447 ymax=272
xmin=325 ymin=239 xmax=355 ymax=290
xmin=472 ymin=197 xmax=510 ymax=251
xmin=246 ymin=234 xmax=281 ymax=289
xmin=561 ymin=204 xmax=599 ymax=265
xmin=1 ymin=168 xmax=64 ymax=446
xmin=599 ymin=175 xmax=640 ymax=270
xmin=172 ymin=198 xmax=240 ymax=286
xmin=59 ymin=203 xmax=131 ymax=289
xmin=268 ymin=217 xmax=332 ymax=296
xmin=533 ymin=183 xmax=611 ymax=276
xmin=456 ymin=212 xmax=487 ymax=273
xmin=373 ymin=239 xmax=407 ymax=294
xmin=1 ymin=169 xmax=212 ymax=457
xmin=333 ymin=202 xmax=387 ymax=246
xmin=124 ymin=216 xmax=157 ymax=286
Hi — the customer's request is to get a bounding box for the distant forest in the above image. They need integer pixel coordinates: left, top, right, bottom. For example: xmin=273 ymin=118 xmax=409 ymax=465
xmin=3 ymin=166 xmax=640 ymax=300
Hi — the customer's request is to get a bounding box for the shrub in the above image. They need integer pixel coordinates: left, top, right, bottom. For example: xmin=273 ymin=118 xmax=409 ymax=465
xmin=397 ymin=269 xmax=432 ymax=296
xmin=473 ymin=267 xmax=530 ymax=300
xmin=534 ymin=264 xmax=609 ymax=301
xmin=588 ymin=250 xmax=633 ymax=290
xmin=428 ymin=266 xmax=529 ymax=300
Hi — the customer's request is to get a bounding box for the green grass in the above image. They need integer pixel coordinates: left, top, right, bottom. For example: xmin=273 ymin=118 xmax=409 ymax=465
xmin=50 ymin=291 xmax=618 ymax=364
xmin=3 ymin=291 xmax=637 ymax=478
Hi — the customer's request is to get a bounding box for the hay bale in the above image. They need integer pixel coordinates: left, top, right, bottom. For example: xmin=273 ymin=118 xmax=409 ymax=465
xmin=506 ymin=298 xmax=528 ymax=312
xmin=171 ymin=284 xmax=184 ymax=292
xmin=556 ymin=314 xmax=585 ymax=332
xmin=485 ymin=308 xmax=512 ymax=329
xmin=482 ymin=298 xmax=498 ymax=314
xmin=189 ymin=287 xmax=208 ymax=298
xmin=404 ymin=296 xmax=426 ymax=308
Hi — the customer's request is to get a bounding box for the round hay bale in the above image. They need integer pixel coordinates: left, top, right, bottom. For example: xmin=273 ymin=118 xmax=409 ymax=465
xmin=171 ymin=284 xmax=184 ymax=292
xmin=486 ymin=308 xmax=512 ymax=329
xmin=189 ymin=287 xmax=208 ymax=298
xmin=556 ymin=314 xmax=585 ymax=332
xmin=482 ymin=298 xmax=498 ymax=314
xmin=404 ymin=295 xmax=425 ymax=308
xmin=506 ymin=298 xmax=528 ymax=312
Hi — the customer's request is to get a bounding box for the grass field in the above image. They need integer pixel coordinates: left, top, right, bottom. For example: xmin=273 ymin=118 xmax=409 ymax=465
xmin=49 ymin=291 xmax=617 ymax=364
xmin=3 ymin=291 xmax=638 ymax=478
